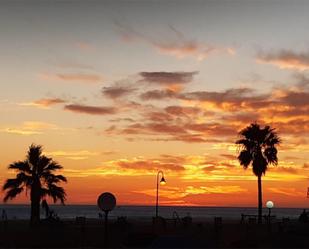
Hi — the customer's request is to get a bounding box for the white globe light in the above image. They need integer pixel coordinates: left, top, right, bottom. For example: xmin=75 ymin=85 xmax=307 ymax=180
xmin=266 ymin=200 xmax=274 ymax=209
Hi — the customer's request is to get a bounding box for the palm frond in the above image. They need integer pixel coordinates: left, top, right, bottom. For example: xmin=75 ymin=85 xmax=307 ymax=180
xmin=238 ymin=150 xmax=252 ymax=168
xmin=236 ymin=123 xmax=280 ymax=175
xmin=47 ymin=184 xmax=66 ymax=204
xmin=44 ymin=161 xmax=63 ymax=172
xmin=3 ymin=178 xmax=24 ymax=190
xmin=40 ymin=187 xmax=50 ymax=198
xmin=3 ymin=144 xmax=67 ymax=210
xmin=265 ymin=130 xmax=281 ymax=146
xmin=8 ymin=161 xmax=31 ymax=173
xmin=3 ymin=187 xmax=24 ymax=202
xmin=240 ymin=123 xmax=260 ymax=141
xmin=16 ymin=172 xmax=33 ymax=186
xmin=236 ymin=138 xmax=255 ymax=151
xmin=252 ymin=152 xmax=267 ymax=176
xmin=37 ymin=155 xmax=52 ymax=174
xmin=53 ymin=174 xmax=67 ymax=182
xmin=264 ymin=147 xmax=278 ymax=165
xmin=42 ymin=173 xmax=67 ymax=184
xmin=27 ymin=144 xmax=43 ymax=169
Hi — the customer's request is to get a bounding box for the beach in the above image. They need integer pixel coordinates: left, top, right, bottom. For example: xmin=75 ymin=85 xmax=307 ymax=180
xmin=1 ymin=213 xmax=309 ymax=248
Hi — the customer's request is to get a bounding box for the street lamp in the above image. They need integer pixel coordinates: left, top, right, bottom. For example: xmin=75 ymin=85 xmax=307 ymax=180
xmin=266 ymin=200 xmax=274 ymax=216
xmin=266 ymin=200 xmax=274 ymax=231
xmin=156 ymin=170 xmax=166 ymax=217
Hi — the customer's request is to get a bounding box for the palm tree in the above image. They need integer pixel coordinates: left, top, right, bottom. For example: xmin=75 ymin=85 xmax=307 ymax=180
xmin=2 ymin=144 xmax=67 ymax=225
xmin=236 ymin=123 xmax=280 ymax=224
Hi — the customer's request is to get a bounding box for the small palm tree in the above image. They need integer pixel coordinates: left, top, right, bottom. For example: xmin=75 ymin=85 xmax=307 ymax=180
xmin=236 ymin=123 xmax=280 ymax=224
xmin=3 ymin=144 xmax=67 ymax=225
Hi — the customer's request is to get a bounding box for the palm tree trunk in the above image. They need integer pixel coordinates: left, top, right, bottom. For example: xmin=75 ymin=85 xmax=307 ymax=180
xmin=257 ymin=175 xmax=262 ymax=224
xmin=30 ymin=181 xmax=41 ymax=226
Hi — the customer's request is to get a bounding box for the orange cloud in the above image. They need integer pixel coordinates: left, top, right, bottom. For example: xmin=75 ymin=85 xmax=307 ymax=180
xmin=40 ymin=72 xmax=103 ymax=83
xmin=0 ymin=121 xmax=58 ymax=135
xmin=257 ymin=49 xmax=309 ymax=71
xmin=21 ymin=98 xmax=66 ymax=108
xmin=56 ymin=73 xmax=101 ymax=82
xmin=268 ymin=187 xmax=304 ymax=197
xmin=46 ymin=150 xmax=100 ymax=160
xmin=116 ymin=159 xmax=185 ymax=172
xmin=134 ymin=185 xmax=247 ymax=199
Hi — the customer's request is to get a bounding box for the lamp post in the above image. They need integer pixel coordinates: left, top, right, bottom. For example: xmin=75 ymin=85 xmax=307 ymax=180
xmin=155 ymin=170 xmax=166 ymax=217
xmin=266 ymin=200 xmax=274 ymax=217
xmin=266 ymin=200 xmax=274 ymax=231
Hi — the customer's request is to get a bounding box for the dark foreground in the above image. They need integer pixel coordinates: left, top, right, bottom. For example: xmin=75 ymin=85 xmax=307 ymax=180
xmin=0 ymin=218 xmax=309 ymax=248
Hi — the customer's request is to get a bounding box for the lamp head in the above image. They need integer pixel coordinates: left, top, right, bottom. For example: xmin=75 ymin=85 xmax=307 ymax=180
xmin=160 ymin=177 xmax=166 ymax=185
xmin=266 ymin=200 xmax=274 ymax=209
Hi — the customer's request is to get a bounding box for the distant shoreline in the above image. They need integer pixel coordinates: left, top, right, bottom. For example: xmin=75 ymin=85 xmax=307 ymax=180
xmin=0 ymin=204 xmax=308 ymax=209
xmin=0 ymin=204 xmax=305 ymax=220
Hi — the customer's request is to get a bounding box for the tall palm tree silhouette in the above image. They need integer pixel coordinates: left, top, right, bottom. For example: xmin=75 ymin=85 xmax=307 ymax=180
xmin=236 ymin=123 xmax=280 ymax=224
xmin=2 ymin=144 xmax=67 ymax=225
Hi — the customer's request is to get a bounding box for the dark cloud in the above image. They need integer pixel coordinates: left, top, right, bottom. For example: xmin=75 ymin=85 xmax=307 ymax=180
xmin=273 ymin=119 xmax=309 ymax=135
xmin=140 ymin=89 xmax=178 ymax=100
xmin=102 ymin=86 xmax=136 ymax=99
xmin=109 ymin=118 xmax=135 ymax=123
xmin=221 ymin=113 xmax=261 ymax=123
xmin=159 ymin=154 xmax=188 ymax=164
xmin=171 ymin=134 xmax=208 ymax=143
xmin=257 ymin=49 xmax=309 ymax=70
xmin=102 ymin=79 xmax=308 ymax=143
xmin=116 ymin=22 xmax=234 ymax=60
xmin=117 ymin=160 xmax=185 ymax=172
xmin=178 ymin=88 xmax=274 ymax=111
xmin=203 ymin=166 xmax=217 ymax=172
xmin=220 ymin=154 xmax=236 ymax=160
xmin=64 ymin=104 xmax=116 ymax=115
xmin=293 ymin=73 xmax=309 ymax=90
xmin=165 ymin=106 xmax=202 ymax=116
xmin=147 ymin=122 xmax=188 ymax=134
xmin=108 ymin=118 xmax=239 ymax=143
xmin=184 ymin=122 xmax=237 ymax=136
xmin=181 ymin=88 xmax=258 ymax=102
xmin=139 ymin=71 xmax=198 ymax=85
xmin=278 ymin=91 xmax=309 ymax=107
xmin=146 ymin=112 xmax=174 ymax=122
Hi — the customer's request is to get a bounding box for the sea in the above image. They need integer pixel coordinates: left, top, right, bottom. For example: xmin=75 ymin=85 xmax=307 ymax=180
xmin=0 ymin=205 xmax=305 ymax=220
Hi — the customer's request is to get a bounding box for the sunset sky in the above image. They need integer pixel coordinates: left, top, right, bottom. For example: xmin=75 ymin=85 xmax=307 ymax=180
xmin=0 ymin=0 xmax=308 ymax=207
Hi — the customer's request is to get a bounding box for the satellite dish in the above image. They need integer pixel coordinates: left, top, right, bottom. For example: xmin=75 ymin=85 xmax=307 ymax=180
xmin=97 ymin=192 xmax=116 ymax=247
xmin=97 ymin=192 xmax=116 ymax=212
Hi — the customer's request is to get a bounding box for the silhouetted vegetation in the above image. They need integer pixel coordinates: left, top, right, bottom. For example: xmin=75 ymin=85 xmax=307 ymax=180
xmin=2 ymin=144 xmax=67 ymax=225
xmin=236 ymin=123 xmax=280 ymax=224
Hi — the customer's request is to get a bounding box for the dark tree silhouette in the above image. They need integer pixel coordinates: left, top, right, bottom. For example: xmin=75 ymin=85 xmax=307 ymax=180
xmin=236 ymin=123 xmax=280 ymax=224
xmin=2 ymin=144 xmax=67 ymax=225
